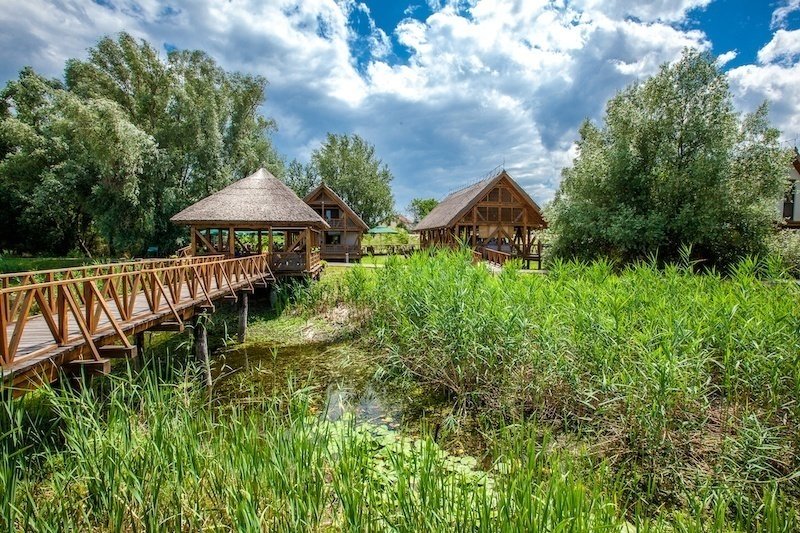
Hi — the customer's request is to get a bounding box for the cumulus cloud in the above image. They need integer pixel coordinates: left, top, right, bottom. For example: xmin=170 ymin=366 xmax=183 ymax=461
xmin=771 ymin=0 xmax=800 ymax=29
xmin=716 ymin=50 xmax=737 ymax=67
xmin=0 ymin=0 xmax=740 ymax=208
xmin=724 ymin=1 xmax=800 ymax=145
xmin=757 ymin=29 xmax=800 ymax=64
xmin=571 ymin=0 xmax=711 ymax=23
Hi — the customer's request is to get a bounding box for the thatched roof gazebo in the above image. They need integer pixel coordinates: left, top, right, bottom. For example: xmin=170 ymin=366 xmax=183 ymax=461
xmin=171 ymin=168 xmax=328 ymax=276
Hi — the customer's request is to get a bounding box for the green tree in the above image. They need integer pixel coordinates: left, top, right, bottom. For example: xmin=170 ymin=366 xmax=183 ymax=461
xmin=284 ymin=158 xmax=318 ymax=197
xmin=407 ymin=197 xmax=439 ymax=222
xmin=0 ymin=33 xmax=285 ymax=255
xmin=548 ymin=49 xmax=789 ymax=267
xmin=310 ymin=133 xmax=394 ymax=226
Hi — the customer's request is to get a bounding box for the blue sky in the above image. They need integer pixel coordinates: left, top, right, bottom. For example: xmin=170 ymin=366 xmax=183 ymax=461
xmin=2 ymin=0 xmax=800 ymax=213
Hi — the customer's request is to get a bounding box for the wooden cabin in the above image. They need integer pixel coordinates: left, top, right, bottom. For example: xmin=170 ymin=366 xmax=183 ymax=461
xmin=415 ymin=169 xmax=547 ymax=266
xmin=170 ymin=168 xmax=328 ymax=276
xmin=779 ymin=154 xmax=800 ymax=228
xmin=304 ymin=183 xmax=368 ymax=262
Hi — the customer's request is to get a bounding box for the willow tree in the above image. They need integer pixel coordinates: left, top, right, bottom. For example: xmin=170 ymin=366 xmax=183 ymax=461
xmin=0 ymin=33 xmax=285 ymax=255
xmin=548 ymin=50 xmax=789 ymax=267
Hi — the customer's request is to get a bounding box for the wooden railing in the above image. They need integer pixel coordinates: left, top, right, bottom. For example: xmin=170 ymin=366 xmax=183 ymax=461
xmin=326 ymin=218 xmax=346 ymax=229
xmin=0 ymin=254 xmax=272 ymax=367
xmin=271 ymin=252 xmax=306 ymax=272
xmin=484 ymin=248 xmax=513 ymax=266
xmin=0 ymin=255 xmax=225 ymax=290
xmin=321 ymin=244 xmax=362 ymax=254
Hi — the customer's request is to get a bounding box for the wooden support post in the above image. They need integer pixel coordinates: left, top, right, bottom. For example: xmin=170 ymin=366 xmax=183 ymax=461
xmin=193 ymin=314 xmax=211 ymax=387
xmin=237 ymin=291 xmax=248 ymax=344
xmin=228 ymin=226 xmax=235 ymax=257
xmin=268 ymin=227 xmax=273 ymax=254
xmin=133 ymin=331 xmax=145 ymax=371
xmin=135 ymin=331 xmax=145 ymax=355
xmin=305 ymin=228 xmax=311 ymax=269
xmin=190 ymin=228 xmax=197 ymax=256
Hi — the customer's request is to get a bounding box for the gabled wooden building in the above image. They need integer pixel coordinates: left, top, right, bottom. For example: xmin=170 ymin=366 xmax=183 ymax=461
xmin=304 ymin=183 xmax=368 ymax=261
xmin=415 ymin=169 xmax=547 ymax=265
xmin=171 ymin=168 xmax=329 ymax=276
xmin=779 ymin=154 xmax=800 ymax=228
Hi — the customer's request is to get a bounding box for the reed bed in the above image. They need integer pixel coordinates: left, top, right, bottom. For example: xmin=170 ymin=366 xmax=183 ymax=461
xmin=295 ymin=249 xmax=800 ymax=529
xmin=1 ymin=359 xmax=640 ymax=532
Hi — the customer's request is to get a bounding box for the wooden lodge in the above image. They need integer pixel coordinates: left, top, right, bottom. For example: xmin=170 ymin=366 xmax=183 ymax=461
xmin=171 ymin=168 xmax=328 ymax=277
xmin=415 ymin=169 xmax=547 ymax=267
xmin=304 ymin=183 xmax=368 ymax=262
xmin=779 ymin=154 xmax=800 ymax=228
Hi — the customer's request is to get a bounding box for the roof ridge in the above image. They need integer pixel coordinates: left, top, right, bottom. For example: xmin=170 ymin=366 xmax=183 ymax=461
xmin=442 ymin=164 xmax=504 ymax=199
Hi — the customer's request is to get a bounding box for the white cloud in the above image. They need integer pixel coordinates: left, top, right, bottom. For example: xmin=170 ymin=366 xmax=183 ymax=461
xmin=716 ymin=50 xmax=737 ymax=68
xmin=0 ymin=0 xmax=733 ymax=208
xmin=771 ymin=0 xmax=800 ymax=29
xmin=570 ymin=0 xmax=711 ymax=23
xmin=757 ymin=29 xmax=800 ymax=64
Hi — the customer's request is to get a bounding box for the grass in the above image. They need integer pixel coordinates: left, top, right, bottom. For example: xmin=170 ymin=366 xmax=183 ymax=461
xmin=294 ymin=249 xmax=800 ymax=529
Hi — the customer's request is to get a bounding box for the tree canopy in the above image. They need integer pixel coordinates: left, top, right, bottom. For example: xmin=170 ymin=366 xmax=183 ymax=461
xmin=407 ymin=197 xmax=439 ymax=222
xmin=0 ymin=33 xmax=284 ymax=256
xmin=310 ymin=133 xmax=394 ymax=227
xmin=548 ymin=50 xmax=789 ymax=268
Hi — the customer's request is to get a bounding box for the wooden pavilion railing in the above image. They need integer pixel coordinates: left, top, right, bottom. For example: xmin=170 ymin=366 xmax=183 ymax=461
xmin=484 ymin=248 xmax=513 ymax=266
xmin=0 ymin=254 xmax=271 ymax=368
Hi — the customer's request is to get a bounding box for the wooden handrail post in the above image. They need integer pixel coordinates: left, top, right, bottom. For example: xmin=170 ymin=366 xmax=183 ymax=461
xmin=0 ymin=292 xmax=8 ymax=366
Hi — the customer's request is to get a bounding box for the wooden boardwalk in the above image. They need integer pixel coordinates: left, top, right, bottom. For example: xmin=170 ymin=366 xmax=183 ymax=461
xmin=0 ymin=255 xmax=274 ymax=394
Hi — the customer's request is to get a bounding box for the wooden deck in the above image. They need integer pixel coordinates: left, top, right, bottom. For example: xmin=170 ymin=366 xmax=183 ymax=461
xmin=0 ymin=255 xmax=275 ymax=394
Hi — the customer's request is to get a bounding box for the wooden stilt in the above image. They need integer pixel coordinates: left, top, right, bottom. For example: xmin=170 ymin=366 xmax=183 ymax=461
xmin=238 ymin=291 xmax=248 ymax=344
xmin=194 ymin=314 xmax=211 ymax=387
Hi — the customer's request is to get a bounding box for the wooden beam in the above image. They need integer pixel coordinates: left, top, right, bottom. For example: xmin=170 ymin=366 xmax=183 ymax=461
xmin=63 ymin=358 xmax=111 ymax=377
xmin=99 ymin=345 xmax=139 ymax=359
xmin=150 ymin=321 xmax=184 ymax=332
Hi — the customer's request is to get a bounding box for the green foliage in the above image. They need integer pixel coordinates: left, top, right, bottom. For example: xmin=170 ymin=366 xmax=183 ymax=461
xmin=283 ymin=158 xmax=317 ymax=197
xmin=310 ymin=133 xmax=395 ymax=226
xmin=297 ymin=250 xmax=800 ymax=527
xmin=769 ymin=230 xmax=800 ymax=276
xmin=549 ymin=49 xmax=789 ymax=268
xmin=407 ymin=197 xmax=439 ymax=222
xmin=0 ymin=33 xmax=284 ymax=256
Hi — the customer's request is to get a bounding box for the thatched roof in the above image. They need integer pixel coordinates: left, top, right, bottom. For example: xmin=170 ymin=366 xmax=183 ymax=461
xmin=304 ymin=183 xmax=369 ymax=231
xmin=171 ymin=168 xmax=329 ymax=228
xmin=415 ymin=170 xmax=544 ymax=231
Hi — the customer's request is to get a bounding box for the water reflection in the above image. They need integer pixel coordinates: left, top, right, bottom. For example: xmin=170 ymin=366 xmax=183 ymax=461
xmin=211 ymin=341 xmax=403 ymax=427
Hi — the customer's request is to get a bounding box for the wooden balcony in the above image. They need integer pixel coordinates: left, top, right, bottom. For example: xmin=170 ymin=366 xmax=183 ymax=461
xmin=326 ymin=218 xmax=346 ymax=229
xmin=320 ymin=244 xmax=362 ymax=260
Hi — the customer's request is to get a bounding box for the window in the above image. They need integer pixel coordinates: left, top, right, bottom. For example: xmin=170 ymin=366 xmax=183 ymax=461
xmin=324 ymin=208 xmax=340 ymax=220
xmin=784 ymin=182 xmax=796 ymax=219
xmin=325 ymin=233 xmax=341 ymax=245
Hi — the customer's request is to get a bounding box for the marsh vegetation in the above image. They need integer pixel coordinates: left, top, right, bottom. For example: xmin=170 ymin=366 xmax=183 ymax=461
xmin=2 ymin=251 xmax=798 ymax=531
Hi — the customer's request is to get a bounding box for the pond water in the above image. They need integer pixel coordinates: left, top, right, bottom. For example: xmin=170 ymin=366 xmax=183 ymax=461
xmin=210 ymin=340 xmax=405 ymax=430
